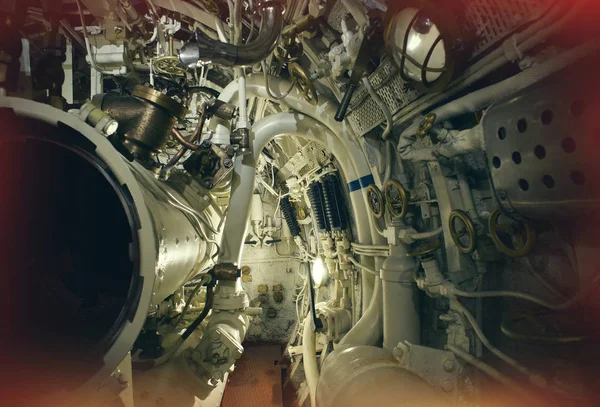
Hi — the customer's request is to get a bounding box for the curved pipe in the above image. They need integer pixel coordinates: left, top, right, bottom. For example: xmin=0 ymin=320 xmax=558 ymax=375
xmin=217 ymin=75 xmax=385 ymax=344
xmin=303 ymin=316 xmax=319 ymax=407
xmin=179 ymin=2 xmax=284 ymax=67
xmin=339 ymin=276 xmax=382 ymax=346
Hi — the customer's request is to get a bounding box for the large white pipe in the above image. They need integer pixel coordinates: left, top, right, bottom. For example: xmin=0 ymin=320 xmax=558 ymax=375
xmin=219 ymin=112 xmax=368 ymax=264
xmin=302 ymin=316 xmax=319 ymax=407
xmin=381 ymin=245 xmax=420 ymax=350
xmin=218 ymin=75 xmax=387 ymax=346
xmin=218 ymin=75 xmax=384 ymax=305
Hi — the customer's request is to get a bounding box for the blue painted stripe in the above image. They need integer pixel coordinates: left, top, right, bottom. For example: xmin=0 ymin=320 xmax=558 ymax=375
xmin=347 ymin=174 xmax=375 ymax=192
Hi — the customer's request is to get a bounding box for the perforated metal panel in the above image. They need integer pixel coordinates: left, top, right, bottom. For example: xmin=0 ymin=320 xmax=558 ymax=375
xmin=483 ymin=64 xmax=600 ymax=221
xmin=327 ymin=0 xmax=349 ymax=32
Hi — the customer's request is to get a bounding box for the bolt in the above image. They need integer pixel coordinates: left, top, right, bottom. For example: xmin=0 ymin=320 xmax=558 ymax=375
xmin=212 ymin=331 xmax=221 ymax=340
xmin=203 ymin=180 xmax=213 ymax=189
xmin=441 ymin=379 xmax=453 ymax=393
xmin=201 ymin=140 xmax=211 ymax=148
xmin=211 ymin=353 xmax=221 ymax=364
xmin=223 ymin=158 xmax=233 ymax=168
xmin=443 ymin=358 xmax=455 ymax=372
xmin=232 ymin=349 xmax=243 ymax=360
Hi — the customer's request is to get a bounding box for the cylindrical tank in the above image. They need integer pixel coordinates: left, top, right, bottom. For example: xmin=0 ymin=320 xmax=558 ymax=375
xmin=0 ymin=97 xmax=210 ymax=405
xmin=316 ymin=345 xmax=450 ymax=407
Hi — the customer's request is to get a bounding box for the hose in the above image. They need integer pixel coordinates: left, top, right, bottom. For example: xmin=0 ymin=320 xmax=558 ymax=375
xmin=179 ymin=2 xmax=284 ymax=67
xmin=349 ymin=257 xmax=379 ymax=276
xmin=361 ymin=76 xmax=392 ymax=141
xmin=174 ymin=273 xmax=212 ymax=329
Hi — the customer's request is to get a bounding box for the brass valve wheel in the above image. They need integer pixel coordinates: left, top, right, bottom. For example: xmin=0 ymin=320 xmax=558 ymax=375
xmin=449 ymin=209 xmax=477 ymax=254
xmin=384 ymin=179 xmax=409 ymax=219
xmin=288 ymin=62 xmax=318 ymax=105
xmin=488 ymin=208 xmax=536 ymax=257
xmin=367 ymin=184 xmax=385 ymax=219
xmin=152 ymin=56 xmax=187 ymax=76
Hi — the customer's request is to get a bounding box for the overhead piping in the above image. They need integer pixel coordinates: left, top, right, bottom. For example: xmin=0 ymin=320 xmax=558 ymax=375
xmin=179 ymin=1 xmax=285 ymax=67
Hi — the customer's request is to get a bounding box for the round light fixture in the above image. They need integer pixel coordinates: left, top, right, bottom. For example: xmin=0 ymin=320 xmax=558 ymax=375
xmin=384 ymin=1 xmax=470 ymax=93
xmin=312 ymin=257 xmax=329 ymax=288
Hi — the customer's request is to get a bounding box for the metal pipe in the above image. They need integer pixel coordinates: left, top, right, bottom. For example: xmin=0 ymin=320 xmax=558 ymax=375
xmin=381 ymin=244 xmax=420 ymax=349
xmin=399 ymin=41 xmax=600 ymax=156
xmin=302 ymin=315 xmax=319 ymax=407
xmin=179 ymin=1 xmax=284 ymax=67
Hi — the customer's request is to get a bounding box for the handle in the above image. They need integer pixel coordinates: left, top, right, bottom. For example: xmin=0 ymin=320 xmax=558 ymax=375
xmin=335 ymin=82 xmax=358 ymax=122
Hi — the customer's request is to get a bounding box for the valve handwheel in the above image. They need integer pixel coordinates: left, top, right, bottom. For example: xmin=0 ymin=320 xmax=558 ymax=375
xmin=449 ymin=209 xmax=477 ymax=254
xmin=153 ymin=56 xmax=188 ymax=76
xmin=288 ymin=62 xmax=318 ymax=105
xmin=488 ymin=208 xmax=536 ymax=257
xmin=367 ymin=184 xmax=385 ymax=219
xmin=385 ymin=179 xmax=409 ymax=219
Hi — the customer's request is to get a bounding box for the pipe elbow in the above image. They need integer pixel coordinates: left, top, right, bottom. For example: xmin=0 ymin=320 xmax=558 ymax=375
xmin=179 ymin=1 xmax=284 ymax=68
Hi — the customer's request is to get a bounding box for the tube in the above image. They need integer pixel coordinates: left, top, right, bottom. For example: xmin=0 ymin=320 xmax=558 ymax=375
xmin=179 ymin=1 xmax=284 ymax=67
xmin=0 ymin=97 xmax=213 ymax=405
xmin=361 ymin=76 xmax=392 ymax=140
xmin=303 ymin=316 xmax=319 ymax=407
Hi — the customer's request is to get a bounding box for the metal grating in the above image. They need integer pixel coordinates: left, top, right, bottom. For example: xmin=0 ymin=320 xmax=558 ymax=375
xmin=346 ymin=58 xmax=420 ymax=136
xmin=327 ymin=0 xmax=349 ymax=32
xmin=465 ymin=0 xmax=550 ymax=56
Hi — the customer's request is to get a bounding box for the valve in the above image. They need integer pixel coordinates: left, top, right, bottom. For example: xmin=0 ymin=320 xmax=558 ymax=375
xmin=385 ymin=179 xmax=410 ymax=219
xmin=449 ymin=209 xmax=477 ymax=254
xmin=488 ymin=208 xmax=536 ymax=257
xmin=367 ymin=184 xmax=385 ymax=219
xmin=289 ymin=62 xmax=318 ymax=105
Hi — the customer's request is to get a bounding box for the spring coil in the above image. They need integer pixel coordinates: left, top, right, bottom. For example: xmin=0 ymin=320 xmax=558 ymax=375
xmin=280 ymin=196 xmax=301 ymax=237
xmin=321 ymin=174 xmax=348 ymax=231
xmin=308 ymin=182 xmax=330 ymax=233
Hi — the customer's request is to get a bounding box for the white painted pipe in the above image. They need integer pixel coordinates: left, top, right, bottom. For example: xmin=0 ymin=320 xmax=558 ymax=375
xmin=236 ymin=70 xmax=248 ymax=129
xmin=381 ymin=244 xmax=420 ymax=350
xmin=218 ymin=76 xmax=384 ymax=309
xmin=303 ymin=316 xmax=319 ymax=407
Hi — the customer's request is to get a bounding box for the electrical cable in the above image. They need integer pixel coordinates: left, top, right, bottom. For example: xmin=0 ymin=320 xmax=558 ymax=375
xmin=349 ymin=257 xmax=379 ymax=276
xmin=446 ymin=344 xmax=543 ymax=406
xmin=174 ymin=273 xmax=212 ymax=329
xmin=451 ymin=275 xmax=600 ymax=311
xmin=453 ymin=299 xmax=545 ymax=385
